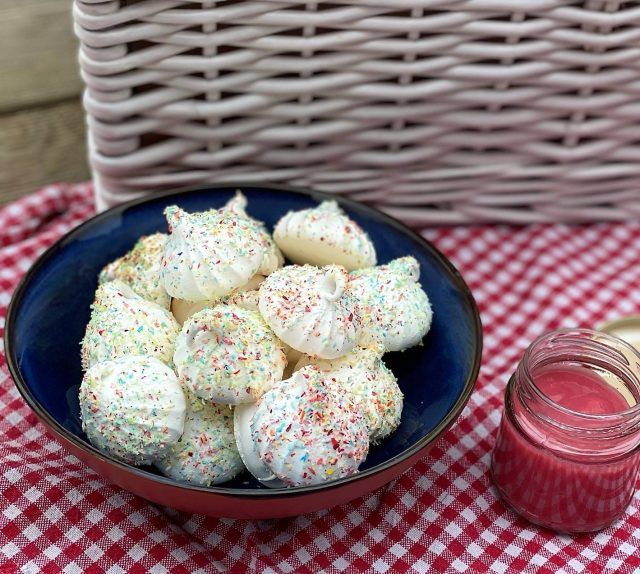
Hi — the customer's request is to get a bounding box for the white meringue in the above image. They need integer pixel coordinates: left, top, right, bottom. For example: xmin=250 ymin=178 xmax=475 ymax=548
xmin=234 ymin=367 xmax=369 ymax=487
xmin=274 ymin=200 xmax=376 ymax=270
xmin=155 ymin=394 xmax=244 ymax=486
xmin=349 ymin=257 xmax=433 ymax=352
xmin=81 ymin=280 xmax=180 ymax=370
xmin=99 ymin=233 xmax=170 ymax=309
xmin=223 ymin=191 xmax=284 ymax=276
xmin=160 ymin=205 xmax=266 ymax=302
xmin=171 ymin=274 xmax=266 ymax=325
xmin=258 ymin=265 xmax=361 ymax=359
xmin=174 ymin=305 xmax=286 ymax=404
xmin=296 ymin=346 xmax=403 ymax=443
xmin=79 ymin=355 xmax=186 ymax=465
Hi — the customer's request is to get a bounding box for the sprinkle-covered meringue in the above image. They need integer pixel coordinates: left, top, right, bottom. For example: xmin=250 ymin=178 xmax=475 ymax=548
xmin=79 ymin=355 xmax=186 ymax=465
xmin=349 ymin=257 xmax=433 ymax=352
xmin=99 ymin=233 xmax=170 ymax=309
xmin=171 ymin=274 xmax=265 ymax=325
xmin=259 ymin=265 xmax=361 ymax=359
xmin=155 ymin=394 xmax=244 ymax=486
xmin=160 ymin=205 xmax=266 ymax=302
xmin=223 ymin=191 xmax=284 ymax=276
xmin=274 ymin=200 xmax=376 ymax=271
xmin=296 ymin=346 xmax=403 ymax=443
xmin=234 ymin=366 xmax=369 ymax=487
xmin=174 ymin=305 xmax=286 ymax=404
xmin=81 ymin=280 xmax=180 ymax=370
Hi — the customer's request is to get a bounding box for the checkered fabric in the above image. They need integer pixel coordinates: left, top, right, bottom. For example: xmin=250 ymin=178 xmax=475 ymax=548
xmin=1 ymin=183 xmax=639 ymax=574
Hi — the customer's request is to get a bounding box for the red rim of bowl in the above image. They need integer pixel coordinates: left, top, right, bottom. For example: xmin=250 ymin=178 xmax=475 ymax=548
xmin=5 ymin=182 xmax=483 ymax=498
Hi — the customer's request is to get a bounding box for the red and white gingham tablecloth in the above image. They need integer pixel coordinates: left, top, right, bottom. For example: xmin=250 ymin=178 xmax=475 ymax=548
xmin=1 ymin=183 xmax=640 ymax=573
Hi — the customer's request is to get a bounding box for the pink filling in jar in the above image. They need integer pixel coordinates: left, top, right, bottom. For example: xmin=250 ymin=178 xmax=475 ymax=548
xmin=491 ymin=328 xmax=640 ymax=533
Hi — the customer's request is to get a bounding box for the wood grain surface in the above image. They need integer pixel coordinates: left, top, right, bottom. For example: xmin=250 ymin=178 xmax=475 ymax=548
xmin=0 ymin=0 xmax=89 ymax=204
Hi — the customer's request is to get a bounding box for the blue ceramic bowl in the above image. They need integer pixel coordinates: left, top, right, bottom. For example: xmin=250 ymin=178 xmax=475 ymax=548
xmin=6 ymin=184 xmax=481 ymax=519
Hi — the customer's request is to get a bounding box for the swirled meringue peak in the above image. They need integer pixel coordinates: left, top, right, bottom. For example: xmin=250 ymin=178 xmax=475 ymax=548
xmin=274 ymin=200 xmax=376 ymax=271
xmin=349 ymin=256 xmax=433 ymax=352
xmin=160 ymin=205 xmax=266 ymax=302
xmin=296 ymin=346 xmax=403 ymax=443
xmin=173 ymin=305 xmax=286 ymax=405
xmin=79 ymin=355 xmax=186 ymax=466
xmin=81 ymin=280 xmax=180 ymax=370
xmin=234 ymin=366 xmax=369 ymax=487
xmin=171 ymin=273 xmax=266 ymax=325
xmin=99 ymin=233 xmax=170 ymax=309
xmin=155 ymin=393 xmax=244 ymax=486
xmin=258 ymin=265 xmax=361 ymax=359
xmin=223 ymin=191 xmax=284 ymax=276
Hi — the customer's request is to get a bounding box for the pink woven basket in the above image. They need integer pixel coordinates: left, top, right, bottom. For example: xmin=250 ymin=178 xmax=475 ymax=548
xmin=74 ymin=0 xmax=640 ymax=222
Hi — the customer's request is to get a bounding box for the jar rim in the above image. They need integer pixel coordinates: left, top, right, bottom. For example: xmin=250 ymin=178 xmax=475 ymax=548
xmin=521 ymin=328 xmax=640 ymax=423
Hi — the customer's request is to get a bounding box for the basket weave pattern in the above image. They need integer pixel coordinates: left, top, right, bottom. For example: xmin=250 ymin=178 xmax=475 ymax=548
xmin=75 ymin=0 xmax=640 ymax=222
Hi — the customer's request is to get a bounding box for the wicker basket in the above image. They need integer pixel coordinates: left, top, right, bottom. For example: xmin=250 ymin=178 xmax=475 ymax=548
xmin=74 ymin=0 xmax=640 ymax=222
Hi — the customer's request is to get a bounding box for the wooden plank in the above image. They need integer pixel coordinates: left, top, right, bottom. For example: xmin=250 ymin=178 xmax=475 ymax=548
xmin=0 ymin=0 xmax=83 ymax=113
xmin=0 ymin=99 xmax=90 ymax=204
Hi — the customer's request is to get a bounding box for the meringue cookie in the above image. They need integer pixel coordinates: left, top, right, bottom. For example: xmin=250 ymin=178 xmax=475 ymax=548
xmin=171 ymin=274 xmax=266 ymax=325
xmin=155 ymin=394 xmax=244 ymax=486
xmin=79 ymin=355 xmax=186 ymax=465
xmin=223 ymin=191 xmax=284 ymax=275
xmin=174 ymin=305 xmax=286 ymax=404
xmin=99 ymin=233 xmax=170 ymax=308
xmin=296 ymin=346 xmax=403 ymax=443
xmin=81 ymin=280 xmax=180 ymax=370
xmin=160 ymin=205 xmax=266 ymax=302
xmin=349 ymin=257 xmax=433 ymax=352
xmin=274 ymin=200 xmax=376 ymax=270
xmin=259 ymin=265 xmax=361 ymax=359
xmin=234 ymin=366 xmax=369 ymax=487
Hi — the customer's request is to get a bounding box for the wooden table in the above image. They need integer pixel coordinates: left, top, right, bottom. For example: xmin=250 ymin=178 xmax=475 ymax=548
xmin=0 ymin=0 xmax=89 ymax=205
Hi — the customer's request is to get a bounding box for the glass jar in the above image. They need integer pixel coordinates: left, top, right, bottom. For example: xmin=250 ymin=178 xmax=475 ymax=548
xmin=491 ymin=329 xmax=640 ymax=533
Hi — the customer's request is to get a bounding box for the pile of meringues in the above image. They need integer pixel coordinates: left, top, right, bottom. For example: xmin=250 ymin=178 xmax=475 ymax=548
xmin=79 ymin=193 xmax=433 ymax=488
